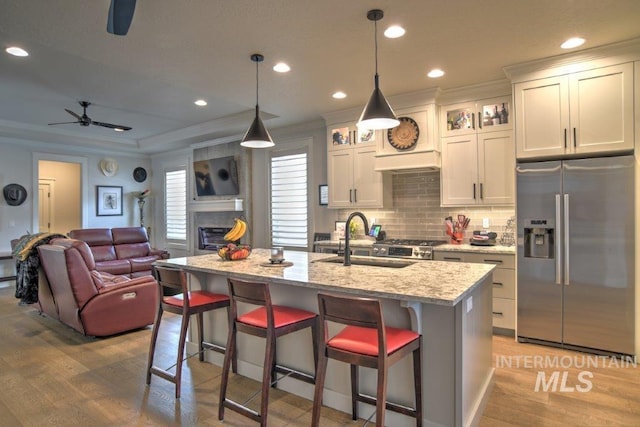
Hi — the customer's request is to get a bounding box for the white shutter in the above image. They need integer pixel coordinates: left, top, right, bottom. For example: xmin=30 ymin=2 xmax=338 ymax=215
xmin=165 ymin=168 xmax=187 ymax=241
xmin=271 ymin=152 xmax=308 ymax=248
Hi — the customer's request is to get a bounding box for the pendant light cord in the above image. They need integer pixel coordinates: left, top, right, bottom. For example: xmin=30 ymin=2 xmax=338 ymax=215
xmin=374 ymin=17 xmax=379 ymax=77
xmin=255 ymin=58 xmax=259 ymax=108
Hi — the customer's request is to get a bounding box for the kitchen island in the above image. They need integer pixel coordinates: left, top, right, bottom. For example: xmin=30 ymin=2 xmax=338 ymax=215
xmin=159 ymin=249 xmax=495 ymax=427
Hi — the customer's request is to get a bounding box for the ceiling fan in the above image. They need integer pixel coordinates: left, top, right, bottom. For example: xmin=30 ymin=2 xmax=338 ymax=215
xmin=107 ymin=0 xmax=137 ymax=36
xmin=48 ymin=101 xmax=132 ymax=131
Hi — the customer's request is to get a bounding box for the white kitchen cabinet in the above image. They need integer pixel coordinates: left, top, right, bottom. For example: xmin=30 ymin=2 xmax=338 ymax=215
xmin=327 ymin=121 xmax=378 ymax=152
xmin=440 ymin=96 xmax=512 ymax=138
xmin=514 ymin=62 xmax=634 ymax=159
xmin=441 ymin=130 xmax=514 ymax=206
xmin=434 ymin=250 xmax=515 ymax=333
xmin=327 ymin=140 xmax=391 ymax=208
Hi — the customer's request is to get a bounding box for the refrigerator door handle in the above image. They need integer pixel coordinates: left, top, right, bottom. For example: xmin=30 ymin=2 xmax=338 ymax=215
xmin=555 ymin=194 xmax=562 ymax=285
xmin=564 ymin=194 xmax=570 ymax=285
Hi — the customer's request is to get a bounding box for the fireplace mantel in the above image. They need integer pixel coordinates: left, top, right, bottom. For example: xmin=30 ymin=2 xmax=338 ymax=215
xmin=188 ymin=198 xmax=243 ymax=212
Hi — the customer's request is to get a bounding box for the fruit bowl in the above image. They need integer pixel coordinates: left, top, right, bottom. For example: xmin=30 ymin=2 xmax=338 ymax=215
xmin=218 ymin=244 xmax=252 ymax=261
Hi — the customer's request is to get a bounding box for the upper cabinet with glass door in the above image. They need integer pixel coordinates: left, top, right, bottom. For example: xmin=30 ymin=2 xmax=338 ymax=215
xmin=441 ymin=96 xmax=512 ymax=137
xmin=327 ymin=122 xmax=379 ymax=152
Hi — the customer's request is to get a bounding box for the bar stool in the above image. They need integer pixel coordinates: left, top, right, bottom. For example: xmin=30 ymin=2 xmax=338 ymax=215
xmin=219 ymin=278 xmax=318 ymax=426
xmin=312 ymin=293 xmax=423 ymax=427
xmin=146 ymin=264 xmax=231 ymax=398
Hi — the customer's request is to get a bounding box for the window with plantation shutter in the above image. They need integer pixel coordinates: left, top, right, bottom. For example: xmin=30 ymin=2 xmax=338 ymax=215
xmin=165 ymin=168 xmax=187 ymax=241
xmin=270 ymin=151 xmax=308 ymax=248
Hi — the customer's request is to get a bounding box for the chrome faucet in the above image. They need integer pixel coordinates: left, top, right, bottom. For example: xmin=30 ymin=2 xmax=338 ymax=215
xmin=343 ymin=211 xmax=369 ymax=266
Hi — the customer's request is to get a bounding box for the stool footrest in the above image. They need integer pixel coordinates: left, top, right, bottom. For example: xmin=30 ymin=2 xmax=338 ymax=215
xmin=202 ymin=341 xmax=226 ymax=355
xmin=149 ymin=366 xmax=176 ymax=383
xmin=275 ymin=364 xmax=315 ymax=385
xmin=356 ymin=392 xmax=419 ymax=418
xmin=222 ymin=398 xmax=261 ymax=423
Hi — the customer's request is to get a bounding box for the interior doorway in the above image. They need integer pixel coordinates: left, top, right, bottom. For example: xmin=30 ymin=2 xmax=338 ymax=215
xmin=33 ymin=153 xmax=88 ymax=234
xmin=38 ymin=179 xmax=54 ymax=233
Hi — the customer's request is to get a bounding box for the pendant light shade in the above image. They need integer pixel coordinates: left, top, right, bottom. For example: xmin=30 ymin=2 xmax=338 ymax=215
xmin=357 ymin=9 xmax=399 ymax=130
xmin=241 ymin=53 xmax=274 ymax=148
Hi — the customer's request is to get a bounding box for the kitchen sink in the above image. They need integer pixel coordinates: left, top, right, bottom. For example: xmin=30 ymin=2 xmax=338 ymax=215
xmin=313 ymin=256 xmax=415 ymax=268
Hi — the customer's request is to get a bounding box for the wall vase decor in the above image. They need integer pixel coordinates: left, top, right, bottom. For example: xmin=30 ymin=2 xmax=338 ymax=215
xmin=137 ymin=189 xmax=150 ymax=227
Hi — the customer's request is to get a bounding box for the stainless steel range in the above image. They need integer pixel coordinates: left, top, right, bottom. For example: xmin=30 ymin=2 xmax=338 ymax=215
xmin=372 ymin=239 xmax=448 ymax=260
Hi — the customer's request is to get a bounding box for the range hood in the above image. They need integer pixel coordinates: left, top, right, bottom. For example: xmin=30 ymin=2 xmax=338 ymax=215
xmin=374 ymin=150 xmax=441 ymax=173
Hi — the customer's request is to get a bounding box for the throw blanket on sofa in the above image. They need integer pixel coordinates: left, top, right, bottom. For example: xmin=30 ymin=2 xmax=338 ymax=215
xmin=12 ymin=233 xmax=67 ymax=305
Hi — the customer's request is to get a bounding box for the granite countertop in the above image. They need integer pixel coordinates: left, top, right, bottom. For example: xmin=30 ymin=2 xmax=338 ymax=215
xmin=436 ymin=243 xmax=516 ymax=255
xmin=159 ymin=248 xmax=494 ymax=306
xmin=314 ymin=239 xmax=375 ymax=247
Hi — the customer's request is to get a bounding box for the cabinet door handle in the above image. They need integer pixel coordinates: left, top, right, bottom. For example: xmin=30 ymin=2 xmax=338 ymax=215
xmin=480 ymin=183 xmax=484 ymax=199
xmin=573 ymin=127 xmax=577 ymax=148
xmin=478 ymin=111 xmax=482 ymax=129
xmin=483 ymin=259 xmax=503 ymax=265
xmin=443 ymin=256 xmax=462 ymax=261
xmin=349 ymin=189 xmax=352 ymax=203
xmin=493 ymin=282 xmax=504 ymax=287
xmin=471 ymin=112 xmax=475 ymax=129
xmin=354 ymin=188 xmax=357 ymax=203
xmin=492 ymin=311 xmax=504 ymax=316
xmin=473 ymin=183 xmax=476 ymax=199
xmin=564 ymin=128 xmax=567 ymax=148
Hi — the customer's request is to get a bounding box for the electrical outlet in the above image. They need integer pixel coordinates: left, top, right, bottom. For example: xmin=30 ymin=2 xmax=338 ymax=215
xmin=466 ymin=296 xmax=473 ymax=313
xmin=370 ymin=217 xmax=376 ymax=225
xmin=482 ymin=218 xmax=490 ymax=228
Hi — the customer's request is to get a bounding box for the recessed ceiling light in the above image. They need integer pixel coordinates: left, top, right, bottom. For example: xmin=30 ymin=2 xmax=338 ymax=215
xmin=194 ymin=99 xmax=208 ymax=106
xmin=427 ymin=69 xmax=445 ymax=78
xmin=561 ymin=37 xmax=585 ymax=49
xmin=114 ymin=128 xmax=125 ymax=132
xmin=6 ymin=46 xmax=29 ymax=57
xmin=273 ymin=62 xmax=291 ymax=73
xmin=384 ymin=25 xmax=405 ymax=39
xmin=332 ymin=91 xmax=347 ymax=99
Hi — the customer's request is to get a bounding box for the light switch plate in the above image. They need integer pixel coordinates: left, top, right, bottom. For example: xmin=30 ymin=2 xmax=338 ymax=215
xmin=482 ymin=218 xmax=490 ymax=228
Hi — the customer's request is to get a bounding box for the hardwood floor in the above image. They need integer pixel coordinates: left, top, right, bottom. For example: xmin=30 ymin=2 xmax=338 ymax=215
xmin=1 ymin=286 xmax=639 ymax=426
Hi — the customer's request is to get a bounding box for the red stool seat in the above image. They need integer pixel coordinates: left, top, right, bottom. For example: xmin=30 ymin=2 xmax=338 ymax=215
xmin=328 ymin=325 xmax=420 ymax=356
xmin=164 ymin=291 xmax=229 ymax=308
xmin=238 ymin=305 xmax=317 ymax=329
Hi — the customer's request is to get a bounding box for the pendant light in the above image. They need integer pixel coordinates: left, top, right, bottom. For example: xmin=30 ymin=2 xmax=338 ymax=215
xmin=241 ymin=53 xmax=275 ymax=148
xmin=357 ymin=9 xmax=400 ymax=130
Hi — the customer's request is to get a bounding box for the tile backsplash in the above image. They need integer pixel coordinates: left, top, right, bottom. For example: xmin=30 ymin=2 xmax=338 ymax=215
xmin=338 ymin=171 xmax=515 ymax=242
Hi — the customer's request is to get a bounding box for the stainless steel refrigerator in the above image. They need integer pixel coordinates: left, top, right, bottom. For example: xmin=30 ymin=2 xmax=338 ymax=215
xmin=517 ymin=155 xmax=635 ymax=355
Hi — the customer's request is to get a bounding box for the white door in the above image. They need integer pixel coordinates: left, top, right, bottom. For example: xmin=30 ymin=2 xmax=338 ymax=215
xmin=441 ymin=135 xmax=478 ymax=206
xmin=570 ymin=63 xmax=634 ymax=154
xmin=352 ymin=145 xmax=383 ymax=208
xmin=327 ymin=150 xmax=353 ymax=208
xmin=478 ymin=130 xmax=515 ymax=205
xmin=38 ymin=181 xmax=53 ymax=233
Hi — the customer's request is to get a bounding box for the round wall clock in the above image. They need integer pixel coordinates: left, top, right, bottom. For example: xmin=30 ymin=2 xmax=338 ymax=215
xmin=387 ymin=116 xmax=419 ymax=150
xmin=133 ymin=167 xmax=147 ymax=183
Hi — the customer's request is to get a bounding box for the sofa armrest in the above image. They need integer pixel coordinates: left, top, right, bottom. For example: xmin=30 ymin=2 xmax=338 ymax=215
xmin=95 ymin=273 xmax=156 ymax=294
xmin=150 ymin=249 xmax=170 ymax=259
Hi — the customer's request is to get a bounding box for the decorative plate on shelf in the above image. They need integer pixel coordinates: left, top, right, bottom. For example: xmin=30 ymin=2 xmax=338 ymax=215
xmin=387 ymin=116 xmax=419 ymax=150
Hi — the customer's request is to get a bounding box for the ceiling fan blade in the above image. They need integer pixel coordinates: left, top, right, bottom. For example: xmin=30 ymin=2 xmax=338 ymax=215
xmin=65 ymin=108 xmax=82 ymax=120
xmin=48 ymin=121 xmax=81 ymax=125
xmin=92 ymin=121 xmax=132 ymax=131
xmin=107 ymin=0 xmax=137 ymax=36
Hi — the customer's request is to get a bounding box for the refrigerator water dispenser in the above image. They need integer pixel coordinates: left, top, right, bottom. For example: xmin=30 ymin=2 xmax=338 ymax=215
xmin=523 ymin=221 xmax=554 ymax=259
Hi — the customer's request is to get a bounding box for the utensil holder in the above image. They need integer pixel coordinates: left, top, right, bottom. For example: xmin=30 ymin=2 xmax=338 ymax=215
xmin=451 ymin=231 xmax=464 ymax=244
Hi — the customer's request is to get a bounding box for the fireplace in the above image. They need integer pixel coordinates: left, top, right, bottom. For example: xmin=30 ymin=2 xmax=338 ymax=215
xmin=197 ymin=226 xmax=233 ymax=251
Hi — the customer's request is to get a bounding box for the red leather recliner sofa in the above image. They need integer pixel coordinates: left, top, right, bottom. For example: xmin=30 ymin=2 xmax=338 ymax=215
xmin=68 ymin=227 xmax=169 ymax=278
xmin=37 ymin=238 xmax=158 ymax=336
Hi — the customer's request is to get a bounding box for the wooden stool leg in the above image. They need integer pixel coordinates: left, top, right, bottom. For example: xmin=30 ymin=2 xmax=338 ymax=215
xmin=310 ymin=319 xmax=318 ymax=382
xmin=376 ymin=366 xmax=388 ymax=427
xmin=350 ymin=364 xmax=358 ymax=420
xmin=218 ymin=322 xmax=236 ymax=420
xmin=311 ymin=344 xmax=328 ymax=427
xmin=146 ymin=306 xmax=163 ymax=385
xmin=174 ymin=311 xmax=190 ymax=398
xmin=260 ymin=331 xmax=276 ymax=427
xmin=197 ymin=312 xmax=204 ymax=362
xmin=270 ymin=333 xmax=277 ymax=389
xmin=414 ymin=344 xmax=423 ymax=427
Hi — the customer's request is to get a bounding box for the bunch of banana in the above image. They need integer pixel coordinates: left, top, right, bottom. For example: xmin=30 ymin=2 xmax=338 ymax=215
xmin=224 ymin=218 xmax=247 ymax=242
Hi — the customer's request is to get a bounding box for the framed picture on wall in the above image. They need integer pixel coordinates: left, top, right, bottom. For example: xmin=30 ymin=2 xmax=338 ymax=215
xmin=334 ymin=221 xmax=346 ymax=239
xmin=319 ymin=184 xmax=328 ymax=206
xmin=96 ymin=185 xmax=123 ymax=216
